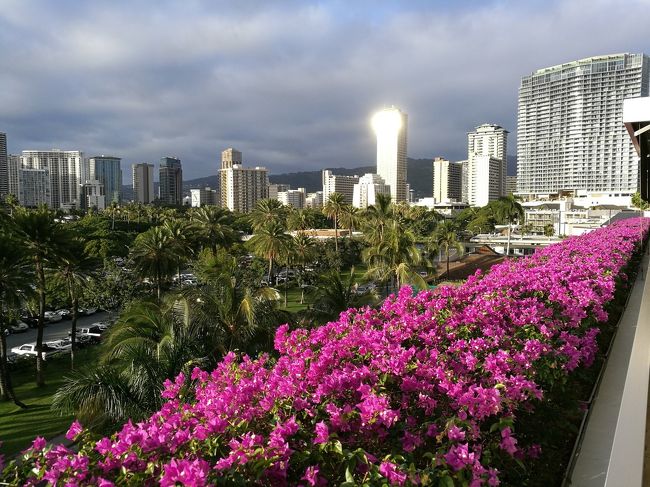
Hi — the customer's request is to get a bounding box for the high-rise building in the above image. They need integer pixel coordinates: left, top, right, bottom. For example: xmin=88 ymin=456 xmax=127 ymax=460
xmin=89 ymin=156 xmax=122 ymax=204
xmin=372 ymin=106 xmax=408 ymax=202
xmin=467 ymin=124 xmax=508 ymax=198
xmin=19 ymin=168 xmax=50 ymax=207
xmin=218 ymin=148 xmax=269 ymax=213
xmin=278 ymin=188 xmax=306 ymax=208
xmin=517 ymin=53 xmax=650 ymax=198
xmin=306 ymin=191 xmax=324 ymax=208
xmin=20 ymin=150 xmax=85 ymax=209
xmin=80 ymin=180 xmax=105 ymax=211
xmin=459 ymin=160 xmax=469 ymax=203
xmin=467 ymin=156 xmax=503 ymax=207
xmin=221 ymin=165 xmax=269 ymax=213
xmin=190 ymin=187 xmax=219 ymax=207
xmin=159 ymin=157 xmax=183 ymax=205
xmin=0 ymin=132 xmax=7 ymax=198
xmin=7 ymin=154 xmax=20 ymax=198
xmin=132 ymin=163 xmax=155 ymax=204
xmin=221 ymin=148 xmax=242 ymax=169
xmin=352 ymin=173 xmax=390 ymax=208
xmin=322 ymin=170 xmax=359 ymax=204
xmin=432 ymin=157 xmax=463 ymax=203
xmin=506 ymin=175 xmax=518 ymax=196
xmin=268 ymin=183 xmax=291 ymax=201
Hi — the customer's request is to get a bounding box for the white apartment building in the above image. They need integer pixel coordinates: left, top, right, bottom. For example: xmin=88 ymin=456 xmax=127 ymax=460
xmin=278 ymin=188 xmax=306 ymax=208
xmin=432 ymin=157 xmax=463 ymax=203
xmin=221 ymin=164 xmax=269 ymax=213
xmin=19 ymin=168 xmax=50 ymax=207
xmin=467 ymin=156 xmax=503 ymax=207
xmin=517 ymin=53 xmax=650 ymax=201
xmin=322 ymin=169 xmax=358 ymax=204
xmin=20 ymin=150 xmax=85 ymax=209
xmin=132 ymin=163 xmax=155 ymax=204
xmin=190 ymin=187 xmax=219 ymax=207
xmin=372 ymin=106 xmax=408 ymax=202
xmin=306 ymin=191 xmax=324 ymax=208
xmin=352 ymin=173 xmax=390 ymax=208
xmin=466 ymin=124 xmax=507 ymax=201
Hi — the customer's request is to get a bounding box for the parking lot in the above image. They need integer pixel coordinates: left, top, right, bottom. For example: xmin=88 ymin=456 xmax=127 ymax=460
xmin=6 ymin=311 xmax=112 ymax=350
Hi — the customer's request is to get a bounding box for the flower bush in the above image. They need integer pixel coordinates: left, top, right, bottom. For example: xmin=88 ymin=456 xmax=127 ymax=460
xmin=3 ymin=218 xmax=648 ymax=486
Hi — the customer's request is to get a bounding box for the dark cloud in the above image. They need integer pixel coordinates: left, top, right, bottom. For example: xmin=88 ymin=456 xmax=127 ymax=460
xmin=1 ymin=0 xmax=649 ymax=181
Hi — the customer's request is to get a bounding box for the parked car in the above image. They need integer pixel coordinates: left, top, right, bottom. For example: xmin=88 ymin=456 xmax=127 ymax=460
xmin=70 ymin=325 xmax=105 ymax=343
xmin=46 ymin=338 xmax=72 ymax=352
xmin=78 ymin=307 xmax=98 ymax=316
xmin=10 ymin=343 xmax=62 ymax=360
xmin=44 ymin=311 xmax=62 ymax=323
xmin=8 ymin=321 xmax=29 ymax=334
xmin=56 ymin=309 xmax=71 ymax=320
xmin=21 ymin=315 xmax=38 ymax=328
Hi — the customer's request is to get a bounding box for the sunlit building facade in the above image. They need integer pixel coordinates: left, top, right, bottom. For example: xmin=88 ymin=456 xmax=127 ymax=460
xmin=372 ymin=106 xmax=408 ymax=203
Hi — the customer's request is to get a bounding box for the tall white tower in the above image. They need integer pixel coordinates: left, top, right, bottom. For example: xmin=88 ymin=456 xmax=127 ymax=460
xmin=372 ymin=106 xmax=408 ymax=203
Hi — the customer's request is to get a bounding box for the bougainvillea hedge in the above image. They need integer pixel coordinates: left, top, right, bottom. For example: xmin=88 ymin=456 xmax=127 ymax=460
xmin=3 ymin=218 xmax=648 ymax=486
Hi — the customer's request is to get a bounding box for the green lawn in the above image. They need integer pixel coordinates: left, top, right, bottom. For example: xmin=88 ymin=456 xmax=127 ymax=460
xmin=0 ymin=348 xmax=97 ymax=457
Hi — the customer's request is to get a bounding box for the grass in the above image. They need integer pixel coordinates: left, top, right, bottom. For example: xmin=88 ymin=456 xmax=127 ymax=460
xmin=0 ymin=348 xmax=97 ymax=457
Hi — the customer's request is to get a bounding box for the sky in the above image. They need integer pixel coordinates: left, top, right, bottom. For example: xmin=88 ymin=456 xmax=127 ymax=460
xmin=1 ymin=0 xmax=650 ymax=182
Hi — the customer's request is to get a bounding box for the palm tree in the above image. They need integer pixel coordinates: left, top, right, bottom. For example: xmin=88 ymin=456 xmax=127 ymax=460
xmin=323 ymin=192 xmax=347 ymax=253
xmin=363 ymin=219 xmax=426 ymax=291
xmin=339 ymin=205 xmax=361 ymax=238
xmin=4 ymin=194 xmax=18 ymax=216
xmin=12 ymin=207 xmax=70 ymax=387
xmin=50 ymin=241 xmax=96 ymax=370
xmin=105 ymin=202 xmax=119 ymax=230
xmin=0 ymin=231 xmax=31 ymax=408
xmin=429 ymin=220 xmax=464 ymax=279
xmin=309 ymin=268 xmax=377 ymax=323
xmin=53 ymin=299 xmax=205 ymax=430
xmin=184 ymin=252 xmax=283 ymax=353
xmin=247 ymin=221 xmax=292 ymax=282
xmin=249 ymin=199 xmax=287 ymax=232
xmin=363 ymin=193 xmax=393 ymax=246
xmin=130 ymin=227 xmax=177 ymax=300
xmin=161 ymin=219 xmax=194 ymax=281
xmin=291 ymin=233 xmax=317 ymax=304
xmin=190 ymin=206 xmax=237 ymax=252
xmin=495 ymin=195 xmax=524 ymax=256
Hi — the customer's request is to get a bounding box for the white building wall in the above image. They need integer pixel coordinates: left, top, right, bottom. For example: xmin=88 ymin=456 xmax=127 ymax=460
xmin=352 ymin=173 xmax=390 ymax=208
xmin=372 ymin=107 xmax=408 ymax=202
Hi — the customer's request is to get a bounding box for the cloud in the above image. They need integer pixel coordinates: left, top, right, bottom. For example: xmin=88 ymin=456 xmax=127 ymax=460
xmin=0 ymin=0 xmax=649 ymax=182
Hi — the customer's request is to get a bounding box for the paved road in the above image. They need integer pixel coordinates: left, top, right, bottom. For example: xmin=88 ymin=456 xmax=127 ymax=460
xmin=7 ymin=311 xmax=113 ymax=350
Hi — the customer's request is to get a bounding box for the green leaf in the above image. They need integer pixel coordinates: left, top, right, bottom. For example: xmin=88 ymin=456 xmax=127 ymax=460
xmin=345 ymin=465 xmax=355 ymax=483
xmin=439 ymin=476 xmax=455 ymax=487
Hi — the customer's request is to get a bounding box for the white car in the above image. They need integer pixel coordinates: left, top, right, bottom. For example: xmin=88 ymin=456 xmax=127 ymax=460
xmin=10 ymin=343 xmax=62 ymax=360
xmin=46 ymin=339 xmax=72 ymax=352
xmin=44 ymin=311 xmax=62 ymax=323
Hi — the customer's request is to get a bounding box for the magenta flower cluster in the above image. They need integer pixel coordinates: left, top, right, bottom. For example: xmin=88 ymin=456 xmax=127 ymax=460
xmin=4 ymin=218 xmax=648 ymax=486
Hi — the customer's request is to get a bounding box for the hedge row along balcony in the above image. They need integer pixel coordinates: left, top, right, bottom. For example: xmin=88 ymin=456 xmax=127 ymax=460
xmin=3 ymin=218 xmax=649 ymax=486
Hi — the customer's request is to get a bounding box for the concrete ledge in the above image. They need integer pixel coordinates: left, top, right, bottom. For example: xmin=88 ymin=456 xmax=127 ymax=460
xmin=569 ymin=249 xmax=650 ymax=486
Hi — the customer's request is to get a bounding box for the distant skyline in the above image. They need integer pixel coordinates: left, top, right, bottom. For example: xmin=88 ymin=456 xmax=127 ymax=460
xmin=1 ymin=0 xmax=649 ymax=182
